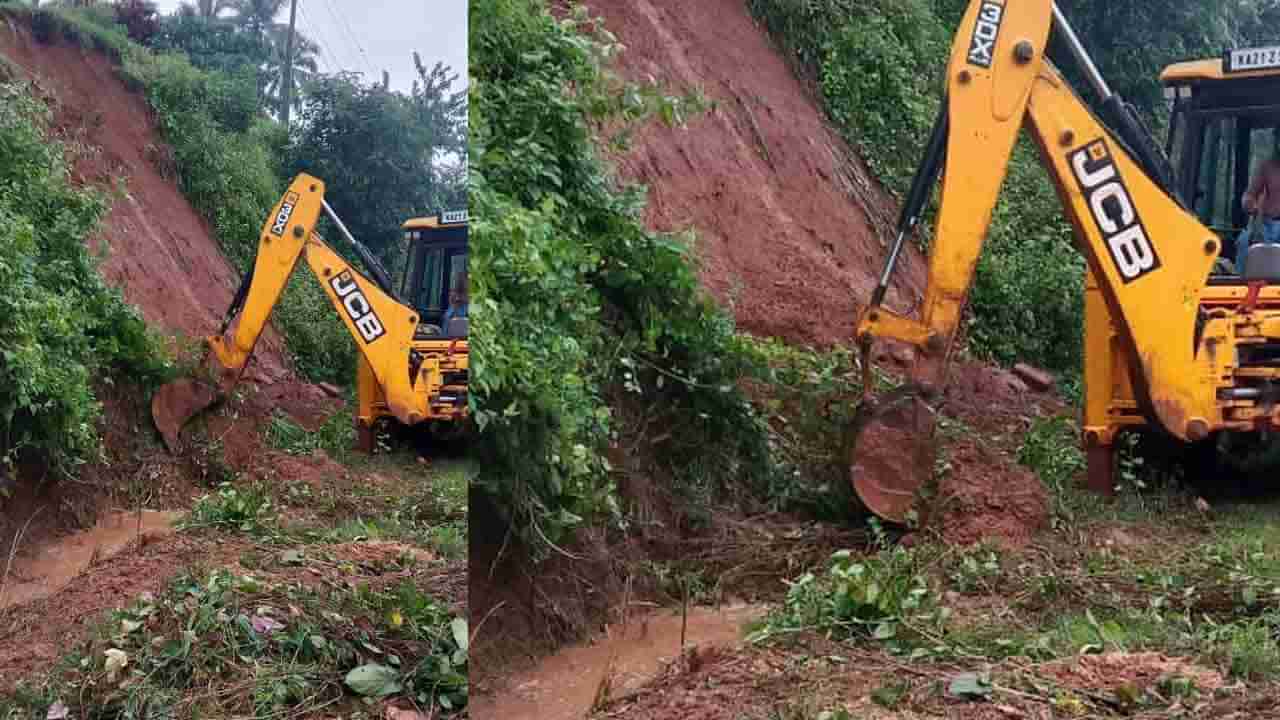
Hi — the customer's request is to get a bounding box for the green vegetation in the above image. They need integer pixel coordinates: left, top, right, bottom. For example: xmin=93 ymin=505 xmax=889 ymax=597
xmin=741 ymin=338 xmax=866 ymax=523
xmin=306 ymin=461 xmax=470 ymax=560
xmin=743 ymin=499 xmax=1280 ymax=715
xmin=746 ymin=0 xmax=954 ymax=196
xmin=286 ymin=60 xmax=468 ymax=261
xmin=751 ymin=540 xmax=943 ymax=651
xmin=183 ymin=481 xmax=277 ymax=533
xmin=0 ymin=2 xmax=465 ymax=386
xmin=186 ymin=431 xmax=471 ymax=560
xmin=2 ymin=567 xmax=466 ymax=716
xmin=471 ymin=0 xmax=773 ymax=549
xmin=266 ymin=408 xmax=356 ymax=460
xmin=0 ymin=79 xmax=166 ymax=476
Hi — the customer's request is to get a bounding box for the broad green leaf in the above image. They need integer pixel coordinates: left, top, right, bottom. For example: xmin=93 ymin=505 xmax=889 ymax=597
xmin=451 ymin=617 xmax=469 ymax=652
xmin=344 ymin=664 xmax=402 ymax=698
xmin=872 ymin=622 xmax=896 ymax=640
xmin=948 ymin=672 xmax=992 ymax=699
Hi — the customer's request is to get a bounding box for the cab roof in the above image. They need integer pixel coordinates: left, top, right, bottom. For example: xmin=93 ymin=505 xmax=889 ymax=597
xmin=1162 ymin=58 xmax=1280 ymax=85
xmin=402 ymin=213 xmax=467 ymax=230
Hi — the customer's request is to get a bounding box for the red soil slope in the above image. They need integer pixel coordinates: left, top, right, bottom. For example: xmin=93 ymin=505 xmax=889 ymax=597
xmin=0 ymin=20 xmax=341 ymax=565
xmin=582 ymin=0 xmax=927 ymax=348
xmin=0 ymin=22 xmax=291 ymax=380
xmin=580 ymin=0 xmax=1052 ymax=548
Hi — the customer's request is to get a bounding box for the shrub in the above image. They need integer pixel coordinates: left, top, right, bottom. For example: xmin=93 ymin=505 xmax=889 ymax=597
xmin=747 ymin=0 xmax=949 ymax=194
xmin=183 ymin=482 xmax=275 ymax=534
xmin=750 ymin=543 xmax=942 ymax=648
xmin=471 ymin=0 xmax=776 ymax=548
xmin=0 ymin=81 xmax=165 ymax=474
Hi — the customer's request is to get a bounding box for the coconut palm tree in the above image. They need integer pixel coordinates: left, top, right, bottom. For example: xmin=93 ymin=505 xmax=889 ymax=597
xmin=229 ymin=0 xmax=286 ymax=37
xmin=223 ymin=0 xmax=324 ymax=126
xmin=262 ymin=28 xmax=320 ymax=118
xmin=176 ymin=0 xmax=237 ymax=19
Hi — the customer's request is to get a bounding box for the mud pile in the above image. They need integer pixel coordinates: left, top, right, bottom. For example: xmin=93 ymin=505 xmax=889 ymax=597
xmin=582 ymin=0 xmax=928 ymax=349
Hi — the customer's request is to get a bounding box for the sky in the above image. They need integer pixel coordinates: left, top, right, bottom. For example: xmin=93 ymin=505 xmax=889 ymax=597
xmin=152 ymin=0 xmax=468 ymax=94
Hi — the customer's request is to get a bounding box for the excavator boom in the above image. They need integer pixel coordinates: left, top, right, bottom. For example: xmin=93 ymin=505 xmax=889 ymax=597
xmin=152 ymin=174 xmax=434 ymax=451
xmin=853 ymin=0 xmax=1221 ymax=520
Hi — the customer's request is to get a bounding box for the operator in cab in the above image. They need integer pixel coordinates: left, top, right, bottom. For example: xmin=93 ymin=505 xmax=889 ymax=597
xmin=443 ymin=272 xmax=469 ymax=330
xmin=1237 ymin=153 xmax=1280 ymax=273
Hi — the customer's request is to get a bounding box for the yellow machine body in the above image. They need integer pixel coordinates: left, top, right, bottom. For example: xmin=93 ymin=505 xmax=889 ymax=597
xmin=152 ymin=174 xmax=469 ymax=453
xmin=355 ymin=213 xmax=470 ymax=450
xmin=852 ymin=0 xmax=1280 ymax=516
xmin=1082 ymin=52 xmax=1280 ymax=483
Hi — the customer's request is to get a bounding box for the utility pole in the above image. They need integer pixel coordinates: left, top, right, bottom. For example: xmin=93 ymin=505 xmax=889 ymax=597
xmin=281 ymin=0 xmax=299 ymax=130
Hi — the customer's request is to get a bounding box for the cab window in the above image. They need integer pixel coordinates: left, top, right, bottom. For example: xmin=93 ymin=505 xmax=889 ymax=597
xmin=400 ymin=223 xmax=467 ymax=322
xmin=1194 ymin=115 xmax=1239 ymax=232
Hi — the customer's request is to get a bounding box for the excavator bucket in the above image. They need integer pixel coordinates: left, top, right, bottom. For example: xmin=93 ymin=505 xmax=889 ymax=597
xmin=847 ymin=98 xmax=950 ymax=523
xmin=151 ymin=378 xmax=220 ymax=453
xmin=849 ymin=385 xmax=938 ymax=523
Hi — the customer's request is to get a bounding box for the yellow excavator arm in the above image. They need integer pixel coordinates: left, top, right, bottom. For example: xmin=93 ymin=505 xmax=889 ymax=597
xmin=152 ymin=174 xmax=432 ymax=451
xmin=852 ymin=0 xmax=1225 ymax=519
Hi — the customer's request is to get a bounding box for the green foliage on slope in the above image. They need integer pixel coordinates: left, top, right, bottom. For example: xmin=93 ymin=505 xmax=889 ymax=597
xmin=470 ymin=0 xmax=774 ymax=549
xmin=0 ymin=81 xmax=165 ymax=474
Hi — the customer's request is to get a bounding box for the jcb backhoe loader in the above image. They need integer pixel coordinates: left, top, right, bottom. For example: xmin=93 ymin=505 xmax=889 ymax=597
xmin=151 ymin=174 xmax=469 ymax=453
xmin=853 ymin=0 xmax=1280 ymax=521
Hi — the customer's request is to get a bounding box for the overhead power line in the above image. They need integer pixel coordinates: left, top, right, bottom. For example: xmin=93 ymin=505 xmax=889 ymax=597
xmin=319 ymin=0 xmax=376 ymax=77
xmin=296 ymin=1 xmax=346 ymax=72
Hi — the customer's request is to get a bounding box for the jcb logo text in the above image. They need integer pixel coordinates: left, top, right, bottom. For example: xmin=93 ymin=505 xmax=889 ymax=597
xmin=1070 ymin=140 xmax=1161 ymax=283
xmin=270 ymin=192 xmax=300 ymax=237
xmin=967 ymin=1 xmax=1004 ymax=68
xmin=330 ymin=272 xmax=386 ymax=343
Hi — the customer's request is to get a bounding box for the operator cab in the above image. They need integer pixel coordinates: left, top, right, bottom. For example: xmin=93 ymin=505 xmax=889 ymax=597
xmin=400 ymin=211 xmax=468 ymax=338
xmin=1163 ymin=47 xmax=1280 ymax=280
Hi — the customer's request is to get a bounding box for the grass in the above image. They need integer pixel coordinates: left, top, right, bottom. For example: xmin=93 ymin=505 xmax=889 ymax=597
xmin=0 ymin=421 xmax=471 ymax=715
xmin=182 ymin=421 xmax=473 ymax=561
xmin=265 ymin=409 xmax=357 ymax=462
xmin=715 ymin=493 xmax=1280 ymax=717
xmin=299 ymin=456 xmax=471 ymax=560
xmin=1 ymin=564 xmax=466 ymax=716
xmin=722 ymin=393 xmax=1280 ymax=716
xmin=927 ymin=491 xmax=1280 ymax=669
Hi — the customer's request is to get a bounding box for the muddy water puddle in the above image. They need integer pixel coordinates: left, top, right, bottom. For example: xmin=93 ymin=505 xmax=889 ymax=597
xmin=473 ymin=602 xmax=765 ymax=720
xmin=0 ymin=510 xmax=181 ymax=609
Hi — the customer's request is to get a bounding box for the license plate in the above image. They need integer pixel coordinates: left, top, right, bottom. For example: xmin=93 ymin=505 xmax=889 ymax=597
xmin=1225 ymin=46 xmax=1280 ymax=73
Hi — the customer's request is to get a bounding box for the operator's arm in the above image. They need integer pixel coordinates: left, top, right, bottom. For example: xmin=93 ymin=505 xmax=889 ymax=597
xmin=1244 ymin=166 xmax=1265 ymax=213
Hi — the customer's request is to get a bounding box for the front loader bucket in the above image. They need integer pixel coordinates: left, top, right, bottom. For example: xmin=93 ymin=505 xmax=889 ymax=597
xmin=151 ymin=378 xmax=220 ymax=454
xmin=849 ymin=385 xmax=938 ymax=523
